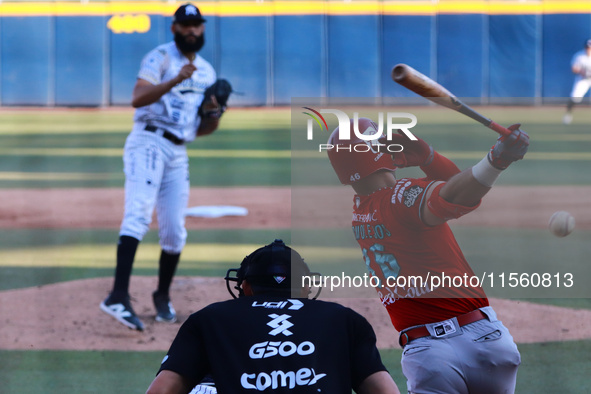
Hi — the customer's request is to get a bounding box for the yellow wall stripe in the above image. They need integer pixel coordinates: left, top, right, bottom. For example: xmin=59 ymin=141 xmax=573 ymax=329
xmin=2 ymin=1 xmax=591 ymax=17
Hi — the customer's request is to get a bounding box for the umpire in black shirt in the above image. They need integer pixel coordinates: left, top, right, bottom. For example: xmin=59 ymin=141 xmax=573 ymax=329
xmin=146 ymin=239 xmax=400 ymax=394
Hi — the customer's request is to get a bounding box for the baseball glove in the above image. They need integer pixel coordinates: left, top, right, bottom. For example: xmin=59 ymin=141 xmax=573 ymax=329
xmin=198 ymin=79 xmax=233 ymax=119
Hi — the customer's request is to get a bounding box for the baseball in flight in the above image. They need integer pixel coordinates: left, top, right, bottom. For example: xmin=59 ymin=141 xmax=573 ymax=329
xmin=548 ymin=211 xmax=575 ymax=237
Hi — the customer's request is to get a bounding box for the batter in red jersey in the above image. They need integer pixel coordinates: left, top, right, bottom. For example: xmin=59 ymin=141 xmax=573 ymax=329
xmin=328 ymin=117 xmax=528 ymax=394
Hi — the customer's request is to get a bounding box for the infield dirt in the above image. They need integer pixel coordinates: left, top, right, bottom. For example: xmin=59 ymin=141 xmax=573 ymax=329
xmin=0 ymin=186 xmax=589 ymax=351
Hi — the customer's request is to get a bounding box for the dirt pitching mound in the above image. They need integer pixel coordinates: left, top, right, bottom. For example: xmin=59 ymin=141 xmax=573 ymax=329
xmin=1 ymin=277 xmax=590 ymax=351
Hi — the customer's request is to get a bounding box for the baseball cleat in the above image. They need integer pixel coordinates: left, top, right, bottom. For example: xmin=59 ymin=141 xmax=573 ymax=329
xmin=153 ymin=291 xmax=177 ymax=323
xmin=100 ymin=295 xmax=145 ymax=331
xmin=563 ymin=113 xmax=573 ymax=125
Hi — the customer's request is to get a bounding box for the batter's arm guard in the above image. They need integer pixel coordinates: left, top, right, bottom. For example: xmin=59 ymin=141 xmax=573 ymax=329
xmin=421 ymin=181 xmax=481 ymax=226
xmin=420 ymin=151 xmax=461 ymax=181
xmin=427 ymin=183 xmax=481 ymax=220
xmin=198 ymin=79 xmax=234 ymax=119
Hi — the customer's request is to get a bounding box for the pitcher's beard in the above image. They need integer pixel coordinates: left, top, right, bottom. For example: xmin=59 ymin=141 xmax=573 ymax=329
xmin=174 ymin=32 xmax=204 ymax=53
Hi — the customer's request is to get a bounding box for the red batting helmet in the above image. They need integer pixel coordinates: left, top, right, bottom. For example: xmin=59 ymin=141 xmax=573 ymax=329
xmin=327 ymin=117 xmax=397 ymax=185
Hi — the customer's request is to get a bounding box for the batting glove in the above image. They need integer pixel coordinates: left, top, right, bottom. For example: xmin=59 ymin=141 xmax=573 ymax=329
xmin=488 ymin=124 xmax=530 ymax=170
xmin=380 ymin=131 xmax=434 ymax=168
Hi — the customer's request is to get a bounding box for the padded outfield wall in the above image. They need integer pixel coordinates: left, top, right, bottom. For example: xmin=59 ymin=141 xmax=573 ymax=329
xmin=1 ymin=0 xmax=591 ymax=106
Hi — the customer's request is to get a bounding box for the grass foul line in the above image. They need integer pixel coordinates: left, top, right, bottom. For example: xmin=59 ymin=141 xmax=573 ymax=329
xmin=0 ymin=172 xmax=124 ymax=181
xmin=0 ymin=147 xmax=290 ymax=159
xmin=0 ymin=244 xmax=356 ymax=268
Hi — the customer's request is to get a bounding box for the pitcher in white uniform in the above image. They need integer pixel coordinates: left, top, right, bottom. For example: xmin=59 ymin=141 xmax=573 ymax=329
xmin=564 ymin=39 xmax=591 ymax=124
xmin=100 ymin=3 xmax=222 ymax=331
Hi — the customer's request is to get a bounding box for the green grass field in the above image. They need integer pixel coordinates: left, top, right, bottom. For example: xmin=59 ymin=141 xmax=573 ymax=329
xmin=1 ymin=106 xmax=590 ymax=393
xmin=2 ymin=341 xmax=590 ymax=393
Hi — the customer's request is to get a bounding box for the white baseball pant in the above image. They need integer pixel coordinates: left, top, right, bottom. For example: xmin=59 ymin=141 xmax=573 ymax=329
xmin=119 ymin=126 xmax=190 ymax=254
xmin=400 ymin=306 xmax=521 ymax=394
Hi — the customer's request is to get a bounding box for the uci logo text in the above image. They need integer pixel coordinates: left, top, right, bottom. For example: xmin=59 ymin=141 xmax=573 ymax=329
xmin=252 ymin=299 xmax=304 ymax=310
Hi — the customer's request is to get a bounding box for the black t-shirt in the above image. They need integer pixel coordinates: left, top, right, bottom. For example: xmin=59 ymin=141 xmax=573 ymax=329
xmin=158 ymin=296 xmax=387 ymax=393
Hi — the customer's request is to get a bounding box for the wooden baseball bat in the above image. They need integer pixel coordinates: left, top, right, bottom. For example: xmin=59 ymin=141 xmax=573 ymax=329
xmin=391 ymin=63 xmax=511 ymax=136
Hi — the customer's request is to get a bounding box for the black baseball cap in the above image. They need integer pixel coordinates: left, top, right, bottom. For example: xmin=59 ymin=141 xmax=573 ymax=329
xmin=585 ymin=39 xmax=591 ymax=48
xmin=240 ymin=239 xmax=311 ymax=290
xmin=173 ymin=3 xmax=206 ymax=24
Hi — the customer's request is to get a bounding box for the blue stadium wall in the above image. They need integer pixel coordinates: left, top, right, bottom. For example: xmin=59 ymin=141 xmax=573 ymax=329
xmin=1 ymin=1 xmax=591 ymax=107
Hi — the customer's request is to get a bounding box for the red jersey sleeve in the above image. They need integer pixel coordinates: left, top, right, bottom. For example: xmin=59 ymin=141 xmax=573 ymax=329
xmin=385 ymin=177 xmax=435 ymax=230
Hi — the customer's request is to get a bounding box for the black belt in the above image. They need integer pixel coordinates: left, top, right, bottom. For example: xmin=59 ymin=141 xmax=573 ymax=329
xmin=398 ymin=309 xmax=487 ymax=347
xmin=144 ymin=125 xmax=184 ymax=145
